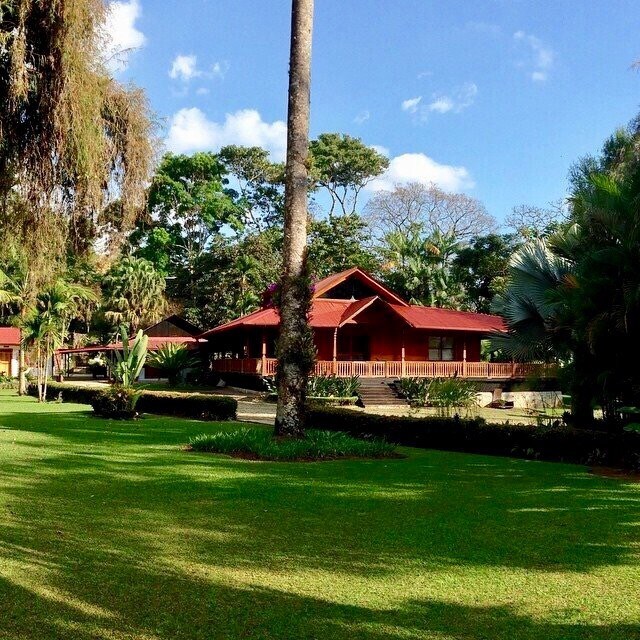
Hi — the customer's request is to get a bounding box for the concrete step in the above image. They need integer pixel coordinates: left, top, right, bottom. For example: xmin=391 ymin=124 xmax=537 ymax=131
xmin=358 ymin=380 xmax=407 ymax=407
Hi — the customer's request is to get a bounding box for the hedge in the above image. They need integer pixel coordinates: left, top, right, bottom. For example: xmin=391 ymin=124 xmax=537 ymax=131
xmin=28 ymin=382 xmax=237 ymax=421
xmin=306 ymin=405 xmax=640 ymax=470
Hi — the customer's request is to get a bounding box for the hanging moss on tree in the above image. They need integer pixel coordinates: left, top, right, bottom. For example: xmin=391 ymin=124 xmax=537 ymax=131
xmin=0 ymin=0 xmax=155 ymax=256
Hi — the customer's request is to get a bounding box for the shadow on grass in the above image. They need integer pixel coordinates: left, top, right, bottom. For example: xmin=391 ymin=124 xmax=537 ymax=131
xmin=0 ymin=394 xmax=638 ymax=638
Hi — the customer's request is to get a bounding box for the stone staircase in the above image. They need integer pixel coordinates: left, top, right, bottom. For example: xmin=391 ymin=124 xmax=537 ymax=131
xmin=358 ymin=378 xmax=407 ymax=407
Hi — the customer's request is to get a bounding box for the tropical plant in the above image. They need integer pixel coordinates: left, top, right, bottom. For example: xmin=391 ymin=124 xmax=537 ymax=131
xmin=427 ymin=378 xmax=479 ymax=417
xmin=381 ymin=226 xmax=466 ymax=308
xmin=147 ymin=344 xmax=199 ymax=387
xmin=399 ymin=377 xmax=478 ymax=415
xmin=188 ymin=428 xmax=395 ymax=461
xmin=494 ymin=115 xmax=640 ymax=424
xmin=113 ymin=327 xmax=148 ymax=388
xmin=91 ymin=386 xmax=141 ymax=420
xmin=20 ymin=279 xmax=97 ymax=402
xmin=306 ymin=375 xmax=360 ymax=398
xmin=102 ymin=256 xmax=166 ymax=333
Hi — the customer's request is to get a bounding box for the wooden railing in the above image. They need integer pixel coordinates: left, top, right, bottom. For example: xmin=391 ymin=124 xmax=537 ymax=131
xmin=211 ymin=358 xmax=555 ymax=379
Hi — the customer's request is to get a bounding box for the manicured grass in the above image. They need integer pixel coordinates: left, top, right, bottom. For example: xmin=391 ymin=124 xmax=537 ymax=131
xmin=188 ymin=427 xmax=397 ymax=460
xmin=0 ymin=391 xmax=639 ymax=639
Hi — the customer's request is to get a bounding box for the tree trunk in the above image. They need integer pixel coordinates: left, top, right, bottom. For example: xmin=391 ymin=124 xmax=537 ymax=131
xmin=570 ymin=345 xmax=594 ymax=426
xmin=274 ymin=0 xmax=315 ymax=438
xmin=18 ymin=337 xmax=26 ymax=396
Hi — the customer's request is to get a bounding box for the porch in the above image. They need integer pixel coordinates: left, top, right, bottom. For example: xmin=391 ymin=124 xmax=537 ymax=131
xmin=211 ymin=357 xmax=554 ymax=380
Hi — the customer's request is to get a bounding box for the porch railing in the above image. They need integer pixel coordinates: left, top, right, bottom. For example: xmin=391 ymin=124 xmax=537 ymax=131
xmin=211 ymin=358 xmax=555 ymax=379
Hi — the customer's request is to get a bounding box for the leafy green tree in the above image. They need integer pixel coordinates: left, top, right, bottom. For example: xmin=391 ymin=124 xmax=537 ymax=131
xmin=102 ymin=257 xmax=166 ymax=333
xmin=218 ymin=145 xmax=285 ymax=232
xmin=308 ymin=214 xmax=379 ymax=278
xmin=309 ymin=133 xmax=389 ymax=216
xmin=453 ymin=234 xmax=520 ymax=313
xmin=131 ymin=152 xmax=242 ymax=310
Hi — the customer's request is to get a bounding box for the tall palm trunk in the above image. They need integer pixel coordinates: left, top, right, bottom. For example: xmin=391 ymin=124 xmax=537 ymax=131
xmin=274 ymin=0 xmax=315 ymax=437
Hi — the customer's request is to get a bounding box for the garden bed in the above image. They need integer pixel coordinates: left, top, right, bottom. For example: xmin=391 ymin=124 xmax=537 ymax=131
xmin=187 ymin=427 xmax=398 ymax=461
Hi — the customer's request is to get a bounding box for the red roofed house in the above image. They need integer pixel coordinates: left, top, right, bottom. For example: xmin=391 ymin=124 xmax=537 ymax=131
xmin=201 ymin=268 xmax=542 ymax=380
xmin=0 ymin=327 xmax=21 ymax=378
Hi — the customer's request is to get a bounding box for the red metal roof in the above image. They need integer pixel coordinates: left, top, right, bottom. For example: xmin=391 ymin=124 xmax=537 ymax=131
xmin=339 ymin=296 xmax=379 ymax=327
xmin=202 ymin=299 xmax=355 ymax=336
xmin=0 ymin=327 xmax=20 ymax=345
xmin=58 ymin=336 xmax=203 ymax=355
xmin=389 ymin=305 xmax=506 ymax=332
xmin=202 ymin=298 xmax=505 ymax=336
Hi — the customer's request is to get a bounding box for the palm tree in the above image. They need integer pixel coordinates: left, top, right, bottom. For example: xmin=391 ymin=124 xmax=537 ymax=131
xmin=0 ymin=262 xmax=33 ymax=394
xmin=102 ymin=256 xmax=167 ymax=333
xmin=275 ymin=0 xmax=315 ymax=437
xmin=23 ymin=279 xmax=98 ymax=401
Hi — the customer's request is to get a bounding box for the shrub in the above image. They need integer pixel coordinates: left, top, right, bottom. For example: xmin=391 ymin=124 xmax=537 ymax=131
xmin=188 ymin=428 xmax=396 ymax=461
xmin=91 ymin=385 xmax=140 ymax=419
xmin=427 ymin=378 xmax=478 ymax=416
xmin=27 ymin=381 xmax=237 ymax=421
xmin=0 ymin=373 xmax=16 ymax=389
xmin=306 ymin=405 xmax=640 ymax=471
xmin=399 ymin=377 xmax=478 ymax=414
xmin=136 ymin=390 xmax=237 ymax=421
xmin=264 ymin=374 xmax=360 ymax=398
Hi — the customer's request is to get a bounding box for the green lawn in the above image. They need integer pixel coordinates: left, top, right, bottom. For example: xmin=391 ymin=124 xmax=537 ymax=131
xmin=0 ymin=391 xmax=639 ymax=639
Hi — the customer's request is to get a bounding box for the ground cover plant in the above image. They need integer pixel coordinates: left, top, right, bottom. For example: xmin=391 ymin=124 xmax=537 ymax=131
xmin=0 ymin=391 xmax=639 ymax=639
xmin=188 ymin=427 xmax=396 ymax=461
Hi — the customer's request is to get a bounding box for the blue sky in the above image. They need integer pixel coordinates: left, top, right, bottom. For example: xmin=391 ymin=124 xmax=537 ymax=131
xmin=106 ymin=0 xmax=640 ymax=226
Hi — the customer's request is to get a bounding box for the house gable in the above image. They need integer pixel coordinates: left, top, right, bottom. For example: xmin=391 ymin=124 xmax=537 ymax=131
xmin=143 ymin=315 xmax=202 ymax=338
xmin=313 ymin=268 xmax=409 ymax=306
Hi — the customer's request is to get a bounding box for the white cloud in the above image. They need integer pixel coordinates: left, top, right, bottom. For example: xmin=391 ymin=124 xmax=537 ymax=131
xmin=196 ymin=87 xmax=210 ymax=96
xmin=403 ymin=84 xmax=478 ymax=120
xmin=428 ymin=82 xmax=477 ymax=114
xmin=102 ymin=0 xmax=145 ymax=72
xmin=368 ymin=153 xmax=474 ymax=193
xmin=514 ymin=31 xmax=554 ymax=82
xmin=211 ymin=61 xmax=230 ymax=79
xmin=401 ymin=96 xmax=423 ymax=113
xmin=166 ymin=108 xmax=287 ymax=160
xmin=428 ymin=96 xmax=455 ymax=114
xmin=354 ymin=110 xmax=370 ymax=124
xmin=169 ymin=54 xmax=199 ymax=81
xmin=169 ymin=55 xmax=229 ymax=86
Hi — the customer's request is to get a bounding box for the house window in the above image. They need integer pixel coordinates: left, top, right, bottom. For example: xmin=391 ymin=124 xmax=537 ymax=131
xmin=429 ymin=336 xmax=454 ymax=361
